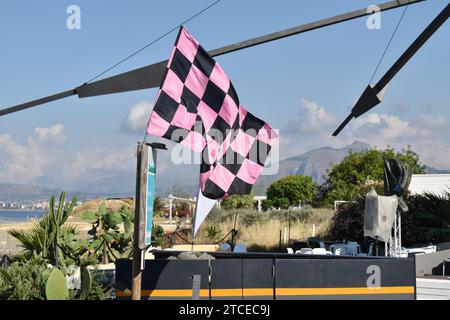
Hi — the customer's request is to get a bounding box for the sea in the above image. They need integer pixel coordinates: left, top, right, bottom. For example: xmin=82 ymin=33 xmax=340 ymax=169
xmin=0 ymin=210 xmax=44 ymax=225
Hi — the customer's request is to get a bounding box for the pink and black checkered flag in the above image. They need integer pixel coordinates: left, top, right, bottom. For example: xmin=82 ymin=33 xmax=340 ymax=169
xmin=147 ymin=27 xmax=277 ymax=200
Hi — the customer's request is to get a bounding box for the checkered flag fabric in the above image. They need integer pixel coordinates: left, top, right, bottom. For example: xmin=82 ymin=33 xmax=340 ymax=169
xmin=147 ymin=27 xmax=277 ymax=200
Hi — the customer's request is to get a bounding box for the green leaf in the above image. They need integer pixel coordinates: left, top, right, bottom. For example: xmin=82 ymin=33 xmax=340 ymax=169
xmin=123 ymin=232 xmax=132 ymax=240
xmin=71 ymin=239 xmax=87 ymax=250
xmin=89 ymin=239 xmax=102 ymax=250
xmin=80 ymin=211 xmax=98 ymax=224
xmin=98 ymin=202 xmax=107 ymax=217
xmin=105 ymin=231 xmax=121 ymax=241
xmin=57 ymin=192 xmax=66 ymax=225
xmin=45 ymin=268 xmax=69 ymax=300
xmin=80 ymin=268 xmax=92 ymax=300
xmin=104 ymin=212 xmax=123 ymax=228
xmin=124 ymin=220 xmax=133 ymax=234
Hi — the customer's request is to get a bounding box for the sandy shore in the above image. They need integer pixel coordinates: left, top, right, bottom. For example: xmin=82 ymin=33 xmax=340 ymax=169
xmin=0 ymin=217 xmax=181 ymax=255
xmin=0 ymin=217 xmax=93 ymax=255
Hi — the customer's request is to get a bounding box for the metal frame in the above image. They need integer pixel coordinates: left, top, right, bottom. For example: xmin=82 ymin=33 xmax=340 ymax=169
xmin=333 ymin=2 xmax=450 ymax=136
xmin=387 ymin=211 xmax=403 ymax=257
xmin=0 ymin=0 xmax=425 ymax=117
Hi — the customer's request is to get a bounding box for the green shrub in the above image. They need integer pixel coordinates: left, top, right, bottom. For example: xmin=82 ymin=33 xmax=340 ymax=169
xmin=327 ymin=190 xmax=450 ymax=246
xmin=267 ymin=175 xmax=316 ymax=208
xmin=221 ymin=195 xmax=255 ymax=210
xmin=205 ymin=225 xmax=224 ymax=243
xmin=0 ymin=257 xmax=51 ymax=300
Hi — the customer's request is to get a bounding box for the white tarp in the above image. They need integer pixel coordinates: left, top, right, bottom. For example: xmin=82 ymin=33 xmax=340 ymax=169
xmin=364 ymin=189 xmax=398 ymax=242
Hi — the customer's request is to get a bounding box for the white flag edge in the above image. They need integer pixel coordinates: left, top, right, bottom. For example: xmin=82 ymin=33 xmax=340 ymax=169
xmin=192 ymin=188 xmax=217 ymax=238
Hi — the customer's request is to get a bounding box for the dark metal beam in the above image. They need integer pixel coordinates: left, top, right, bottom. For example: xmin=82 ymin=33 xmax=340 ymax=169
xmin=0 ymin=0 xmax=426 ymax=117
xmin=77 ymin=0 xmax=424 ymax=98
xmin=332 ymin=2 xmax=450 ymax=136
xmin=0 ymin=90 xmax=75 ymax=117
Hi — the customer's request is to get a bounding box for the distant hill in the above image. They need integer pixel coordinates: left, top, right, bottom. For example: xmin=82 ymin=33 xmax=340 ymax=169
xmin=3 ymin=141 xmax=450 ymax=201
xmin=253 ymin=141 xmax=371 ymax=195
xmin=0 ymin=183 xmax=58 ymax=201
xmin=425 ymin=166 xmax=450 ymax=174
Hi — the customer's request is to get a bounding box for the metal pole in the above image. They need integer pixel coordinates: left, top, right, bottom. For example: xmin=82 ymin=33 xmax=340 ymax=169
xmin=399 ymin=211 xmax=402 ymax=255
xmin=169 ymin=199 xmax=173 ymax=224
xmin=76 ymin=0 xmax=425 ymax=98
xmin=288 ymin=210 xmax=291 ymax=246
xmin=375 ymin=3 xmax=450 ymax=92
xmin=333 ymin=3 xmax=450 ymax=136
xmin=0 ymin=0 xmax=425 ymax=117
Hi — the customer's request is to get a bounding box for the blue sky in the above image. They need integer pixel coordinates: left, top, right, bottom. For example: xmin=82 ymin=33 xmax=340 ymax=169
xmin=0 ymin=0 xmax=449 ymax=188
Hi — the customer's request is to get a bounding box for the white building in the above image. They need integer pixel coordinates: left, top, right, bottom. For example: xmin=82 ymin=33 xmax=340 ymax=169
xmin=409 ymin=174 xmax=450 ymax=196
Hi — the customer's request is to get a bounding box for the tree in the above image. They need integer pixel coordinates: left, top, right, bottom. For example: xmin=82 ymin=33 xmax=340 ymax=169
xmin=221 ymin=195 xmax=254 ymax=211
xmin=327 ymin=190 xmax=450 ymax=246
xmin=323 ymin=146 xmax=425 ymax=205
xmin=153 ymin=196 xmax=165 ymax=217
xmin=402 ymin=190 xmax=450 ymax=245
xmin=266 ymin=175 xmax=316 ymax=209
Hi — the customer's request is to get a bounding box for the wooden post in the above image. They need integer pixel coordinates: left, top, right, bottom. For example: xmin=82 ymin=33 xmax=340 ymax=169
xmin=132 ymin=141 xmax=148 ymax=301
xmin=131 ymin=141 xmax=166 ymax=301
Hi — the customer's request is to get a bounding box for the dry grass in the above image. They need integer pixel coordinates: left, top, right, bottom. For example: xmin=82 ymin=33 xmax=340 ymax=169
xmin=72 ymin=198 xmax=134 ymax=216
xmin=193 ymin=208 xmax=334 ymax=249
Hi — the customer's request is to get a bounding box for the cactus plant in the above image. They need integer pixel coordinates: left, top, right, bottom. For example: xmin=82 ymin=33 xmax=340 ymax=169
xmin=80 ymin=204 xmax=135 ymax=264
xmin=46 ymin=268 xmax=69 ymax=300
xmin=8 ymin=192 xmax=78 ymax=268
xmin=79 ymin=267 xmax=92 ymax=299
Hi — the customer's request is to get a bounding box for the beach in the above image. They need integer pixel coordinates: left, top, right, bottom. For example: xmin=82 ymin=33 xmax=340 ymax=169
xmin=0 ymin=213 xmax=93 ymax=255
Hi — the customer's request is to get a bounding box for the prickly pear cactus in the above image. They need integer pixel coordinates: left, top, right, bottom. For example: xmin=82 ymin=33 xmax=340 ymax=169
xmin=46 ymin=268 xmax=69 ymax=300
xmin=80 ymin=267 xmax=92 ymax=299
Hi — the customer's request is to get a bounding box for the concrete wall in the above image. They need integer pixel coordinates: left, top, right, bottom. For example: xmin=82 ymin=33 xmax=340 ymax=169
xmin=417 ymin=278 xmax=450 ymax=300
xmin=409 ymin=174 xmax=450 ymax=196
xmin=415 ymin=249 xmax=450 ymax=276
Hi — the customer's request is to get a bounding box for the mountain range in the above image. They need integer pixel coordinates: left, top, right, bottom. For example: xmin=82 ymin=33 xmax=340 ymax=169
xmin=1 ymin=141 xmax=449 ymax=201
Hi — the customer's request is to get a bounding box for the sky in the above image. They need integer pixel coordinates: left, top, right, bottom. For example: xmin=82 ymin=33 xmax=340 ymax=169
xmin=0 ymin=0 xmax=449 ymax=189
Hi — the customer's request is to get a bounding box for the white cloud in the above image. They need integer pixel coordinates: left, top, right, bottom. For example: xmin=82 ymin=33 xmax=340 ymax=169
xmin=121 ymin=100 xmax=154 ymax=134
xmin=282 ymin=98 xmax=450 ymax=170
xmin=286 ymin=98 xmax=336 ymax=134
xmin=33 ymin=123 xmax=66 ymax=143
xmin=350 ymin=113 xmax=420 ymax=141
xmin=64 ymin=147 xmax=134 ymax=179
xmin=0 ymin=125 xmax=64 ymax=184
xmin=0 ymin=124 xmax=135 ymax=187
xmin=417 ymin=114 xmax=448 ymax=129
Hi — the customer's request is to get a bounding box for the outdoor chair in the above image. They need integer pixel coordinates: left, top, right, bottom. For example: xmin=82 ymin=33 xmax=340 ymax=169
xmin=443 ymin=258 xmax=450 ymax=276
xmin=296 ymin=248 xmax=313 ymax=255
xmin=330 ymin=243 xmax=347 ymax=255
xmin=357 ymin=243 xmax=374 ymax=257
xmin=233 ymin=244 xmax=247 ymax=253
xmin=219 ymin=243 xmax=232 ymax=252
xmin=346 ymin=242 xmax=361 ymax=256
xmin=307 ymin=237 xmax=326 ymax=249
xmin=312 ymin=248 xmax=330 ymax=255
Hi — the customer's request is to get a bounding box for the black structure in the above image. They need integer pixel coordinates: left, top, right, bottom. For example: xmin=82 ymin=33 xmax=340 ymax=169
xmin=115 ymin=252 xmax=416 ymax=300
xmin=333 ymin=3 xmax=450 ymax=136
xmin=384 ymin=158 xmax=412 ymax=212
xmin=0 ymin=0 xmax=424 ymax=118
